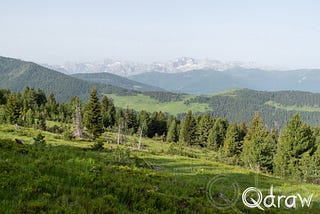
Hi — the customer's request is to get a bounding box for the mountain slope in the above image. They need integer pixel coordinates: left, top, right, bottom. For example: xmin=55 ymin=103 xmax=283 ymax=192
xmin=0 ymin=56 xmax=135 ymax=102
xmin=128 ymin=70 xmax=242 ymax=94
xmin=129 ymin=68 xmax=320 ymax=94
xmin=188 ymin=88 xmax=320 ymax=128
xmin=71 ymin=72 xmax=165 ymax=92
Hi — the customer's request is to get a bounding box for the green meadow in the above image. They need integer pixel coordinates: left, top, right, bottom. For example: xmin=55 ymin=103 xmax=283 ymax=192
xmin=106 ymin=94 xmax=211 ymax=115
xmin=1 ymin=124 xmax=319 ymax=213
xmin=265 ymin=100 xmax=320 ymax=112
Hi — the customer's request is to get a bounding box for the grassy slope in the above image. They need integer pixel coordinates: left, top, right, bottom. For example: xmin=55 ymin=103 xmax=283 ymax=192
xmin=1 ymin=124 xmax=320 ymax=213
xmin=265 ymin=100 xmax=320 ymax=112
xmin=106 ymin=93 xmax=211 ymax=115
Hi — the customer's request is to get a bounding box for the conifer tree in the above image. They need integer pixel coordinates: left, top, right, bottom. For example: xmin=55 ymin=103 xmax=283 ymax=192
xmin=137 ymin=110 xmax=150 ymax=137
xmin=124 ymin=106 xmax=138 ymax=134
xmin=167 ymin=118 xmax=179 ymax=142
xmin=241 ymin=113 xmax=276 ymax=172
xmin=0 ymin=105 xmax=6 ymax=124
xmin=274 ymin=114 xmax=315 ymax=178
xmin=208 ymin=118 xmax=228 ymax=150
xmin=6 ymin=93 xmax=20 ymax=124
xmin=179 ymin=110 xmax=197 ymax=145
xmin=36 ymin=113 xmax=46 ymax=131
xmin=148 ymin=111 xmax=168 ymax=138
xmin=25 ymin=109 xmax=35 ymax=127
xmin=220 ymin=123 xmax=243 ymax=164
xmin=196 ymin=114 xmax=214 ymax=147
xmin=101 ymin=95 xmax=116 ymax=129
xmin=84 ymin=87 xmax=103 ymax=139
xmin=45 ymin=92 xmax=58 ymax=119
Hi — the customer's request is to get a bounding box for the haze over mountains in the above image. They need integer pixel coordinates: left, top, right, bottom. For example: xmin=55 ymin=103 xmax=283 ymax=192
xmin=129 ymin=68 xmax=320 ymax=94
xmin=44 ymin=57 xmax=261 ymax=76
xmin=46 ymin=57 xmax=320 ymax=94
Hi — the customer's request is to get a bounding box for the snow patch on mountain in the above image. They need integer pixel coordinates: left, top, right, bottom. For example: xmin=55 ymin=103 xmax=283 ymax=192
xmin=44 ymin=57 xmax=265 ymax=76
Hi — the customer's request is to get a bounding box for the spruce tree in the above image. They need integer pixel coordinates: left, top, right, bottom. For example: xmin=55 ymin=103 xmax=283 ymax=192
xmin=124 ymin=106 xmax=138 ymax=134
xmin=84 ymin=87 xmax=103 ymax=139
xmin=167 ymin=118 xmax=179 ymax=143
xmin=208 ymin=118 xmax=228 ymax=150
xmin=220 ymin=123 xmax=243 ymax=164
xmin=241 ymin=113 xmax=276 ymax=172
xmin=137 ymin=110 xmax=150 ymax=137
xmin=179 ymin=110 xmax=197 ymax=145
xmin=45 ymin=92 xmax=58 ymax=119
xmin=148 ymin=111 xmax=168 ymax=138
xmin=274 ymin=114 xmax=315 ymax=178
xmin=25 ymin=109 xmax=35 ymax=127
xmin=36 ymin=114 xmax=46 ymax=131
xmin=6 ymin=93 xmax=20 ymax=124
xmin=101 ymin=95 xmax=116 ymax=129
xmin=0 ymin=105 xmax=6 ymax=124
xmin=196 ymin=114 xmax=214 ymax=147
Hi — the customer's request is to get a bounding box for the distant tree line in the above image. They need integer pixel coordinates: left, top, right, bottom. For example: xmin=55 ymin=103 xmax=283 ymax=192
xmin=0 ymin=87 xmax=319 ymax=184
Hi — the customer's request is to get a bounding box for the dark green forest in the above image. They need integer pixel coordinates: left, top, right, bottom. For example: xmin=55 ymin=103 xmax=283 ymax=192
xmin=187 ymin=89 xmax=320 ymax=128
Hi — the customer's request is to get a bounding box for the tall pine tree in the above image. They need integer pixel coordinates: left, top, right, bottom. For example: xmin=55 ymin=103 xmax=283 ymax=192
xmin=208 ymin=118 xmax=228 ymax=150
xmin=179 ymin=110 xmax=197 ymax=145
xmin=167 ymin=117 xmax=179 ymax=143
xmin=274 ymin=114 xmax=315 ymax=178
xmin=6 ymin=93 xmax=20 ymax=124
xmin=196 ymin=114 xmax=214 ymax=147
xmin=101 ymin=95 xmax=116 ymax=129
xmin=220 ymin=123 xmax=244 ymax=164
xmin=241 ymin=113 xmax=276 ymax=172
xmin=84 ymin=88 xmax=103 ymax=139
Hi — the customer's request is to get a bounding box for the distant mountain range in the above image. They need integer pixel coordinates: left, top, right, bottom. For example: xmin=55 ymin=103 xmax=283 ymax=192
xmin=44 ymin=57 xmax=261 ymax=76
xmin=129 ymin=68 xmax=320 ymax=94
xmin=45 ymin=57 xmax=320 ymax=94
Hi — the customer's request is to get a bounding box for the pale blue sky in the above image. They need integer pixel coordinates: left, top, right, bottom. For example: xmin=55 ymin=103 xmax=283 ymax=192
xmin=1 ymin=0 xmax=320 ymax=68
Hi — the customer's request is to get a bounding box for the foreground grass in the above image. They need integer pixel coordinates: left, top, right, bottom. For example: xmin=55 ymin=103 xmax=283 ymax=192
xmin=0 ymin=125 xmax=320 ymax=213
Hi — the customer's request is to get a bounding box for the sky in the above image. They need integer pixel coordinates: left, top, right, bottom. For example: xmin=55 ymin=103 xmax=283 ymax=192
xmin=1 ymin=0 xmax=320 ymax=69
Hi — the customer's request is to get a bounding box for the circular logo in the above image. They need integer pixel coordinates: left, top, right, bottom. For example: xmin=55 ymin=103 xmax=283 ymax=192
xmin=206 ymin=174 xmax=240 ymax=210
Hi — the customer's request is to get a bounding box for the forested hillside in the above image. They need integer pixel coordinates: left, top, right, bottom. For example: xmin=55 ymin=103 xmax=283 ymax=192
xmin=0 ymin=56 xmax=136 ymax=102
xmin=187 ymin=89 xmax=320 ymax=128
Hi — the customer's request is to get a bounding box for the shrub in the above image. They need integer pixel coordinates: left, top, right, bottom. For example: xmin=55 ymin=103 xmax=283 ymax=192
xmin=91 ymin=141 xmax=104 ymax=151
xmin=63 ymin=129 xmax=75 ymax=141
xmin=33 ymin=133 xmax=46 ymax=146
xmin=47 ymin=125 xmax=63 ymax=134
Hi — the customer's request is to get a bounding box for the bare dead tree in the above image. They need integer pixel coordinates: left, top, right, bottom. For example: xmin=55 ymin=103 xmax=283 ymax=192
xmin=73 ymin=98 xmax=83 ymax=138
xmin=138 ymin=123 xmax=144 ymax=150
